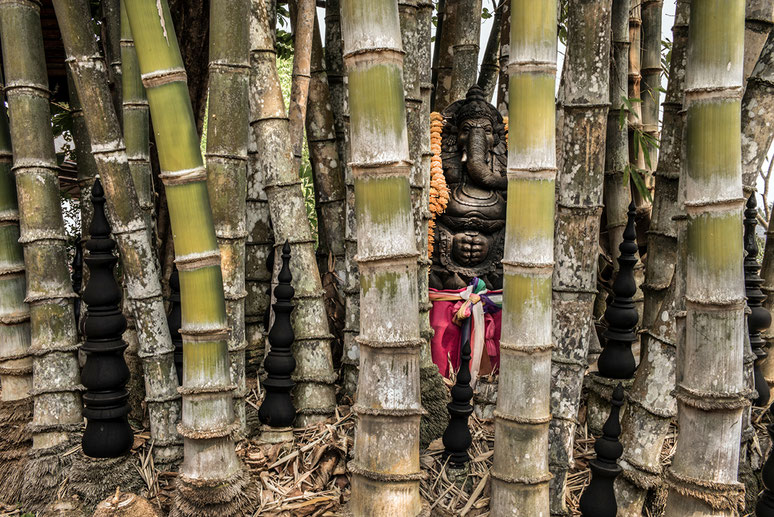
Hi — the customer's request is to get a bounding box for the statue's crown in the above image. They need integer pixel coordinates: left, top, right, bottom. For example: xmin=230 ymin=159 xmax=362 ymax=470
xmin=456 ymin=85 xmax=498 ymax=125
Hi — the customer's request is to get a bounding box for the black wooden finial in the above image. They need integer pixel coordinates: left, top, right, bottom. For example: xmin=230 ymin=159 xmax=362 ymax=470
xmin=259 ymin=241 xmax=297 ymax=429
xmin=168 ymin=267 xmax=183 ymax=385
xmin=579 ymin=383 xmax=624 ymax=517
xmin=744 ymin=193 xmax=771 ymax=407
xmin=443 ymin=317 xmax=474 ymax=467
xmin=80 ymin=178 xmax=133 ymax=458
xmin=598 ymin=201 xmax=638 ymax=379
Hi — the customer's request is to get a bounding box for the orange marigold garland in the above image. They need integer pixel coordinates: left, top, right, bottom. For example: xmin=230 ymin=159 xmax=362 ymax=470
xmin=428 ymin=112 xmax=449 ymax=257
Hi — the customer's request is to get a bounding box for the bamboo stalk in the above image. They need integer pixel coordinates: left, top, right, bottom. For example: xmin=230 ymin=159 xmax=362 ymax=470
xmin=548 ymin=1 xmax=611 ymax=514
xmin=101 ymin=0 xmax=123 ymax=119
xmin=449 ymin=0 xmax=482 ymax=102
xmin=0 ymin=0 xmax=82 ymax=508
xmin=120 ymin=0 xmax=154 ymax=226
xmin=477 ymin=0 xmax=503 ymax=100
xmin=205 ymin=0 xmax=250 ymax=437
xmin=325 ymin=0 xmax=359 ymax=396
xmin=53 ymin=0 xmax=184 ymax=467
xmin=616 ymin=5 xmax=689 ymax=513
xmin=123 ymin=0 xmax=251 ymax=513
xmin=340 ymin=0 xmax=424 ymax=513
xmin=495 ymin=0 xmax=510 ymax=117
xmin=434 ymin=0 xmax=459 ymax=110
xmin=490 ymin=1 xmax=555 ymax=514
xmin=640 ymin=0 xmax=662 ymax=176
xmin=663 ymin=1 xmax=747 ymax=515
xmin=0 ymin=66 xmax=33 ymax=503
xmin=743 ymin=0 xmax=774 ymax=86
xmin=288 ymin=0 xmax=315 ymax=174
xmin=251 ymin=0 xmax=337 ymax=426
xmin=307 ymin=12 xmax=347 ymax=312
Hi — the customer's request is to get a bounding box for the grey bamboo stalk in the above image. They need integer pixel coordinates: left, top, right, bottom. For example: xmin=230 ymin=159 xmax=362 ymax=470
xmin=123 ymin=0 xmax=251 ymax=513
xmin=325 ymin=0 xmax=359 ymax=395
xmin=0 ymin=67 xmax=32 ymax=503
xmin=491 ymin=1 xmax=556 ymax=514
xmin=495 ymin=0 xmax=510 ymax=117
xmin=603 ymin=0 xmax=631 ymax=273
xmin=288 ymin=0 xmax=315 ymax=172
xmin=251 ymin=0 xmax=337 ymax=425
xmin=307 ymin=13 xmax=346 ymax=289
xmin=0 ymin=0 xmax=81 ymax=508
xmin=102 ymin=0 xmax=123 ymax=120
xmin=120 ymin=0 xmax=154 ymax=226
xmin=449 ymin=0 xmax=483 ymax=101
xmin=67 ymin=72 xmax=97 ymax=248
xmin=340 ymin=0 xmax=424 ymax=513
xmin=750 ymin=32 xmax=774 ymax=384
xmin=743 ymin=0 xmax=774 ymax=86
xmin=615 ymin=8 xmax=689 ymax=513
xmin=627 ymin=1 xmax=649 ymax=235
xmin=430 ymin=0 xmax=445 ymax=107
xmin=477 ymin=0 xmax=503 ymax=100
xmin=205 ymin=0 xmax=250 ymax=436
xmin=548 ymin=1 xmax=611 ymax=514
xmin=640 ymin=0 xmax=661 ymax=177
xmin=434 ymin=0 xmax=458 ymax=110
xmin=663 ymin=1 xmax=748 ymax=515
xmin=53 ymin=0 xmax=183 ymax=467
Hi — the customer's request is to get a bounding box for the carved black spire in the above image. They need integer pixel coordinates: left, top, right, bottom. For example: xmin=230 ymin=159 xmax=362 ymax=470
xmin=168 ymin=267 xmax=183 ymax=385
xmin=598 ymin=202 xmax=638 ymax=379
xmin=744 ymin=193 xmax=771 ymax=407
xmin=80 ymin=178 xmax=133 ymax=458
xmin=258 ymin=241 xmax=296 ymax=429
xmin=579 ymin=383 xmax=624 ymax=517
xmin=443 ymin=317 xmax=474 ymax=467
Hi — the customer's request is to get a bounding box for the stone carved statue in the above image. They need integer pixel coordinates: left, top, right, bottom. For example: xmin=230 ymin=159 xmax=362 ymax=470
xmin=430 ymin=85 xmax=508 ymax=290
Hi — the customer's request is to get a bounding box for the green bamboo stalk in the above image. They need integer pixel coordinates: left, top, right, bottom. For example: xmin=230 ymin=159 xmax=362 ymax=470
xmin=0 ymin=67 xmax=32 ymax=503
xmin=340 ymin=0 xmax=424 ymax=513
xmin=0 ymin=0 xmax=82 ymax=508
xmin=615 ymin=3 xmax=689 ymax=514
xmin=251 ymin=0 xmax=337 ymax=427
xmin=53 ymin=0 xmax=183 ymax=467
xmin=123 ymin=0 xmax=251 ymax=513
xmin=663 ymin=1 xmax=747 ymax=515
xmin=205 ymin=0 xmax=250 ymax=437
xmin=491 ymin=1 xmax=555 ymax=514
xmin=548 ymin=1 xmax=611 ymax=513
xmin=120 ymin=0 xmax=154 ymax=225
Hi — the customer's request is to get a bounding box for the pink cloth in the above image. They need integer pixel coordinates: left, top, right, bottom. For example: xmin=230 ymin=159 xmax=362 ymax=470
xmin=429 ymin=290 xmax=502 ymax=378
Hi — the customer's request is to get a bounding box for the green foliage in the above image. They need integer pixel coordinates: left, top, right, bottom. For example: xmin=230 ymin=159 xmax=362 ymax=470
xmin=51 ymin=100 xmax=74 ymax=165
xmin=619 ymin=95 xmax=657 ymax=203
xmin=661 ymin=37 xmax=673 ymax=80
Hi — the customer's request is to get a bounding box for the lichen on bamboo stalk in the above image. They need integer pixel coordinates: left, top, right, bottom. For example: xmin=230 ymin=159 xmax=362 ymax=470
xmin=548 ymin=1 xmax=611 ymax=514
xmin=662 ymin=1 xmax=748 ymax=515
xmin=53 ymin=0 xmax=183 ymax=467
xmin=340 ymin=0 xmax=425 ymax=514
xmin=615 ymin=3 xmax=689 ymax=514
xmin=123 ymin=0 xmax=251 ymax=513
xmin=250 ymin=0 xmax=337 ymax=426
xmin=0 ymin=68 xmax=32 ymax=504
xmin=0 ymin=0 xmax=82 ymax=508
xmin=205 ymin=0 xmax=250 ymax=436
xmin=491 ymin=1 xmax=556 ymax=515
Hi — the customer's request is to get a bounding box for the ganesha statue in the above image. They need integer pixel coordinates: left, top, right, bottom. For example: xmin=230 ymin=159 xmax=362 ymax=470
xmin=429 ymin=85 xmax=508 ymax=290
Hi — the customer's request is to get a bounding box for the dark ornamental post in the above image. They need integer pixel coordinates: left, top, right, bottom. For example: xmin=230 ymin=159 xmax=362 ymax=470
xmin=744 ymin=193 xmax=771 ymax=406
xmin=168 ymin=267 xmax=183 ymax=385
xmin=598 ymin=202 xmax=638 ymax=379
xmin=443 ymin=317 xmax=474 ymax=467
xmin=579 ymin=383 xmax=624 ymax=517
xmin=80 ymin=179 xmax=133 ymax=458
xmin=258 ymin=241 xmax=296 ymax=442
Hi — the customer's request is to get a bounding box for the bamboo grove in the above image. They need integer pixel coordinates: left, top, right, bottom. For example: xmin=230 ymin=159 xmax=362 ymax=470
xmin=0 ymin=0 xmax=772 ymax=516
